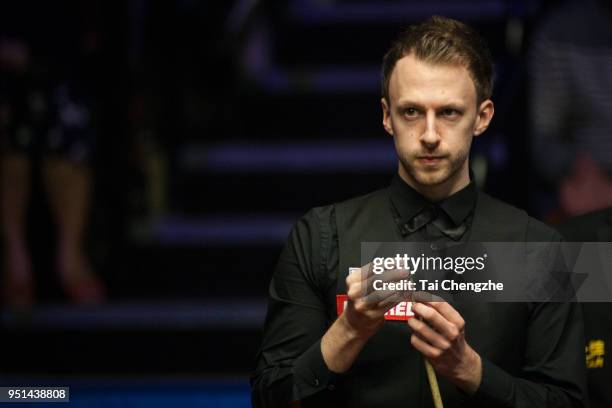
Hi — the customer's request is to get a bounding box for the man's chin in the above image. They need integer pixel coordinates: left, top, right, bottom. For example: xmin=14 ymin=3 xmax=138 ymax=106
xmin=411 ymin=170 xmax=450 ymax=187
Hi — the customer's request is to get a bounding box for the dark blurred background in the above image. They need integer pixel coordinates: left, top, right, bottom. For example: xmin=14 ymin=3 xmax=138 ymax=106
xmin=1 ymin=0 xmax=611 ymax=406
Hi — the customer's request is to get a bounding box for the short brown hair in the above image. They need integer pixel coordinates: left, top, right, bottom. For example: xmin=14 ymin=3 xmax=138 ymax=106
xmin=381 ymin=16 xmax=493 ymax=105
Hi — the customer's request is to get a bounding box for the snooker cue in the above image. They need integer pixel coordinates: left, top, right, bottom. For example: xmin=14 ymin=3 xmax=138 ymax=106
xmin=424 ymin=359 xmax=444 ymax=408
xmin=417 ymin=307 xmax=444 ymax=408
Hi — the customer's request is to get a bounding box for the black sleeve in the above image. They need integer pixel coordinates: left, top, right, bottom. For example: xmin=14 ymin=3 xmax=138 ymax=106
xmin=469 ymin=222 xmax=587 ymax=407
xmin=250 ymin=206 xmax=338 ymax=407
xmin=471 ymin=302 xmax=587 ymax=407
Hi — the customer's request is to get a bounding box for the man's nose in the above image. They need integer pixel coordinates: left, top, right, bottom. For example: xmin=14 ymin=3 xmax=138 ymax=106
xmin=420 ymin=110 xmax=440 ymax=147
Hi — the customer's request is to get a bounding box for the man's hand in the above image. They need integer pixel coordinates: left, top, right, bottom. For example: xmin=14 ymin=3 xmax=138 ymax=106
xmin=342 ymin=264 xmax=410 ymax=339
xmin=408 ymin=301 xmax=482 ymax=394
xmin=321 ymin=263 xmax=410 ymax=373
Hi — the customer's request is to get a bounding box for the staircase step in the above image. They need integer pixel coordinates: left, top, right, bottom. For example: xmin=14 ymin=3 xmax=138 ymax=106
xmin=236 ymin=93 xmax=384 ymax=139
xmin=178 ymin=140 xmax=396 ymax=173
xmin=108 ymin=244 xmax=283 ymax=298
xmin=172 ymin=172 xmax=392 ymax=213
xmin=2 ymin=300 xmax=266 ymax=331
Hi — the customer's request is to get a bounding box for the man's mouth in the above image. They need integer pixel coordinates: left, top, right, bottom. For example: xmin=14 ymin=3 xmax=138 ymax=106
xmin=417 ymin=156 xmax=445 ymax=165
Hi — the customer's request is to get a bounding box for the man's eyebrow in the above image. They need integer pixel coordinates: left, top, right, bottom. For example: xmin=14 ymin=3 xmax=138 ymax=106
xmin=438 ymin=103 xmax=466 ymax=111
xmin=396 ymin=100 xmax=423 ymax=108
xmin=396 ymin=99 xmax=467 ymax=110
xmin=395 ymin=101 xmax=426 ymax=111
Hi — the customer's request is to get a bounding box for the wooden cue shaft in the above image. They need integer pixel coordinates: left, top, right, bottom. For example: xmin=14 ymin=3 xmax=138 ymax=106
xmin=415 ymin=309 xmax=444 ymax=408
xmin=424 ymin=359 xmax=444 ymax=408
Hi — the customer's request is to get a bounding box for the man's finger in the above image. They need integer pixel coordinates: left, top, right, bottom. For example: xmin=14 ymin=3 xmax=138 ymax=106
xmin=412 ymin=302 xmax=461 ymax=341
xmin=421 ymin=301 xmax=465 ymax=331
xmin=411 ymin=291 xmax=445 ymax=303
xmin=408 ymin=317 xmax=451 ymax=350
xmin=411 ymin=333 xmax=443 ymax=359
xmin=364 ymin=266 xmax=410 ymax=287
xmin=358 ymin=262 xmax=375 ymax=281
xmin=362 ymin=267 xmax=411 ymax=300
xmin=363 ymin=284 xmax=409 ymax=305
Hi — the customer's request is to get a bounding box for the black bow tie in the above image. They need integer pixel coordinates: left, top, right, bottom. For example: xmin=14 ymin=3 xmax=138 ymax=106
xmin=400 ymin=205 xmax=467 ymax=241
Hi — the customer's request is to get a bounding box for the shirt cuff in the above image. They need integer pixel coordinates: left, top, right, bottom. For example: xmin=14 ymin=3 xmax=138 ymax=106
xmin=470 ymin=357 xmax=514 ymax=407
xmin=292 ymin=339 xmax=339 ymax=400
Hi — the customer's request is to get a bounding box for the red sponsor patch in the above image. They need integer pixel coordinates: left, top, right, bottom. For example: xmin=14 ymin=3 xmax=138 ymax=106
xmin=336 ymin=294 xmax=414 ymax=321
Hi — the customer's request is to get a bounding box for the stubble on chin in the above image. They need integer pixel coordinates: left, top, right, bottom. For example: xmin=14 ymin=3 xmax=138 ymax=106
xmin=412 ymin=167 xmax=450 ymax=186
xmin=399 ymin=155 xmax=465 ymax=189
xmin=399 ymin=157 xmax=446 ymax=186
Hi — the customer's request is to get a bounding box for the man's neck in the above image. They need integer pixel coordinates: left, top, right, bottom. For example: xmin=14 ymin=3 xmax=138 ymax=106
xmin=398 ymin=164 xmax=470 ymax=202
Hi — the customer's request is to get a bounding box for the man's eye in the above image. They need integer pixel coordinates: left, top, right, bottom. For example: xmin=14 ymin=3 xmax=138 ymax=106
xmin=404 ymin=108 xmax=419 ymax=117
xmin=441 ymin=108 xmax=460 ymax=118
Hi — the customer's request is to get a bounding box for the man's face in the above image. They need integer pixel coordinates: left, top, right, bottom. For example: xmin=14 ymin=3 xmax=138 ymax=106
xmin=382 ymin=54 xmax=493 ymax=199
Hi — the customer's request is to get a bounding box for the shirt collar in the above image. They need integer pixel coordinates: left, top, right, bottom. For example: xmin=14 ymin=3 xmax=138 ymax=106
xmin=389 ymin=174 xmax=477 ymax=227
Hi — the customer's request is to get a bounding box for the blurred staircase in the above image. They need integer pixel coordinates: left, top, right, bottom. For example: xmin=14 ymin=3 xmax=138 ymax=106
xmin=3 ymin=0 xmax=542 ymax=377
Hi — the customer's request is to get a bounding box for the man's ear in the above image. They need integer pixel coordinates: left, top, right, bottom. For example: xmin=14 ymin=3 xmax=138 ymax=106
xmin=474 ymin=99 xmax=494 ymax=137
xmin=381 ymin=97 xmax=394 ymax=136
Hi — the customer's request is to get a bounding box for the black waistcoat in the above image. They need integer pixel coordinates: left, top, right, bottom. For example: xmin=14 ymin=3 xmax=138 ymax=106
xmin=332 ymin=187 xmax=531 ymax=408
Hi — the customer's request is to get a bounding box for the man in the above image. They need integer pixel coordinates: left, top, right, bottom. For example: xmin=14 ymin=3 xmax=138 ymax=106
xmin=556 ymin=207 xmax=612 ymax=408
xmin=252 ymin=16 xmax=586 ymax=407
